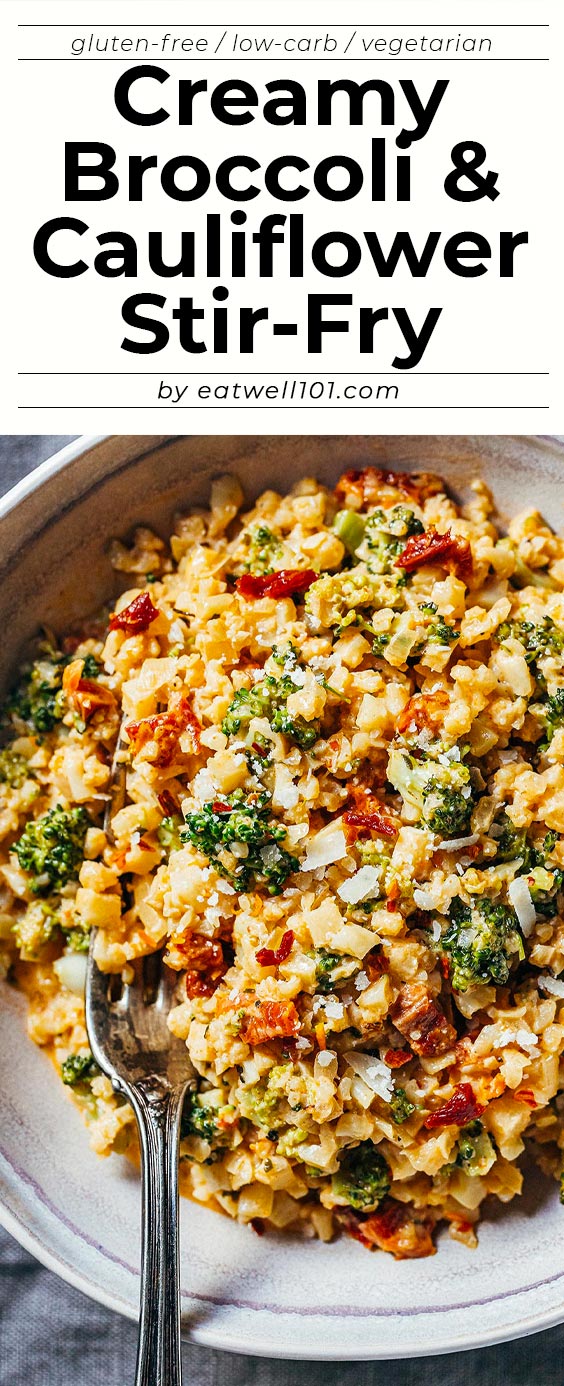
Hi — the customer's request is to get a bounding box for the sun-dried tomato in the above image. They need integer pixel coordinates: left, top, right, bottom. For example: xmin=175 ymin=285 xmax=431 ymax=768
xmin=397 ymin=690 xmax=449 ymax=737
xmin=334 ymin=467 xmax=442 ymax=510
xmin=256 ymin=929 xmax=295 ymax=968
xmin=383 ymin=1048 xmax=413 ymax=1069
xmin=344 ymin=805 xmax=398 ymax=839
xmin=62 ymin=660 xmax=116 ymax=722
xmin=395 ymin=528 xmax=472 ymax=580
xmin=391 ymin=982 xmax=456 ymax=1057
xmin=341 ymin=1199 xmax=436 ymax=1259
xmin=236 ymin=569 xmax=317 ymax=600
xmin=109 ymin=591 xmax=160 ymax=633
xmin=514 ymin=1089 xmax=538 ymax=1108
xmin=240 ymin=999 xmax=300 ymax=1046
xmin=386 ymin=879 xmax=402 ymax=913
xmin=364 ymin=949 xmax=389 ymax=981
xmin=126 ymin=695 xmax=201 ymax=767
xmin=424 ymin=1082 xmax=485 ymax=1129
xmin=183 ymin=934 xmax=227 ymax=999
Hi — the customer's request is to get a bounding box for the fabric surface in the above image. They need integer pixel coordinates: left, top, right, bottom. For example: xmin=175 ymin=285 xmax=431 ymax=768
xmin=0 ymin=434 xmax=562 ymax=1385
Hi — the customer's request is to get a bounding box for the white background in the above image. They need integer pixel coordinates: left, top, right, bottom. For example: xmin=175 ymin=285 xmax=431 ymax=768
xmin=0 ymin=0 xmax=562 ymax=434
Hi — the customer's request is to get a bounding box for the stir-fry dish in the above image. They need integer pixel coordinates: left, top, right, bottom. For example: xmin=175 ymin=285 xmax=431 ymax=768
xmin=3 ymin=464 xmax=564 ymax=1258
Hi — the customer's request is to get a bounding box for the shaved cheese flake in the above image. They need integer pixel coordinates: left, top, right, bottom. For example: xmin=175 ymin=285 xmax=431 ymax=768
xmin=337 ymin=865 xmax=381 ymax=905
xmin=301 ymin=823 xmax=347 ymax=872
xmin=437 ymin=834 xmax=479 ymax=852
xmin=508 ymin=876 xmax=536 ymax=937
xmin=343 ymin=1051 xmax=394 ymax=1101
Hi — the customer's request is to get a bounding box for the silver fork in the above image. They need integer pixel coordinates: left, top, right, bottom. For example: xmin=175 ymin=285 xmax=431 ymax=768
xmin=86 ymin=943 xmax=196 ymax=1386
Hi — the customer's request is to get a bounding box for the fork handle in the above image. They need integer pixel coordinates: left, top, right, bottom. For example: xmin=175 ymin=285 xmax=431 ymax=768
xmin=129 ymin=1079 xmax=189 ymax=1386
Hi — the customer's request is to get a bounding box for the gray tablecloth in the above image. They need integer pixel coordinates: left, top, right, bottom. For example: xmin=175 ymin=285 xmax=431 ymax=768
xmin=1 ymin=435 xmax=563 ymax=1384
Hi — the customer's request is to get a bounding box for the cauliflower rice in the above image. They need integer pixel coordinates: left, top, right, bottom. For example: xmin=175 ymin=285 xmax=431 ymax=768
xmin=3 ymin=462 xmax=564 ymax=1258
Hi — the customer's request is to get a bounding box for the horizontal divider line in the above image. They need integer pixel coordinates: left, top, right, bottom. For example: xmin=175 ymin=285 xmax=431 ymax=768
xmin=18 ymin=372 xmax=550 ymax=377
xmin=18 ymin=404 xmax=550 ymax=410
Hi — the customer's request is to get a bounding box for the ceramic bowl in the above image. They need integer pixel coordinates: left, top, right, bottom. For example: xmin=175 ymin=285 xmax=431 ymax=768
xmin=2 ymin=433 xmax=564 ymax=1360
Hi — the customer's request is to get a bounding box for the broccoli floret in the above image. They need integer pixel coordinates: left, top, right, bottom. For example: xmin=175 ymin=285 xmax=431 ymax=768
xmin=181 ymin=1091 xmax=220 ymax=1143
xmin=423 ymin=781 xmax=473 ymax=837
xmin=181 ymin=790 xmax=298 ymax=894
xmin=222 ymin=674 xmax=320 ymax=750
xmin=0 ymin=747 xmax=33 ymax=787
xmin=62 ymin=925 xmax=91 ymax=953
xmin=238 ymin=1066 xmax=291 ymax=1133
xmin=372 ymin=632 xmax=391 ymax=657
xmin=493 ymin=812 xmax=529 ymax=864
xmin=221 ymin=683 xmax=272 ymax=737
xmin=414 ymin=604 xmax=459 ymax=647
xmin=455 ymin=1121 xmax=495 ymax=1176
xmin=157 ymin=815 xmax=183 ymax=853
xmin=314 ymin=949 xmax=346 ymax=993
xmin=497 ymin=617 xmax=564 ymax=667
xmin=369 ymin=506 xmax=424 ymax=538
xmin=12 ymin=804 xmax=88 ymax=896
xmin=526 ymin=865 xmax=564 ymax=918
xmin=389 ymin=1088 xmax=416 ymax=1124
xmin=246 ymin=524 xmax=282 ymax=574
xmin=245 ymin=732 xmax=273 ymax=775
xmin=427 ymin=616 xmax=459 ymax=646
xmin=387 ymin=748 xmax=473 ymax=838
xmin=442 ymin=895 xmax=523 ymax=992
xmin=332 ymin=1141 xmax=391 ymax=1212
xmin=536 ymin=688 xmax=564 ymax=746
xmin=13 ymin=901 xmax=60 ymax=957
xmin=271 ymin=642 xmax=300 ymax=668
xmin=61 ymin=1051 xmax=99 ymax=1087
xmin=359 ymin=507 xmax=422 ymax=576
xmin=80 ymin=653 xmax=102 ymax=679
xmin=363 ymin=527 xmax=404 ymax=575
xmin=357 ymin=507 xmax=424 ymax=576
xmin=5 ymin=648 xmax=68 ymax=735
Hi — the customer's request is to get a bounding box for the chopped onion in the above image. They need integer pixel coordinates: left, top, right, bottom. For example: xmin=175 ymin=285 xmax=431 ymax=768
xmin=337 ymin=865 xmax=381 ymax=905
xmin=508 ymin=876 xmax=536 ymax=937
xmin=343 ymin=1051 xmax=394 ymax=1101
xmin=53 ymin=952 xmax=88 ymax=997
xmin=301 ymin=823 xmax=347 ymax=872
xmin=538 ymin=974 xmax=564 ymax=998
xmin=437 ymin=834 xmax=479 ymax=852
